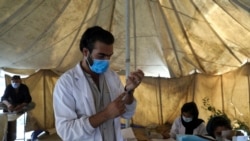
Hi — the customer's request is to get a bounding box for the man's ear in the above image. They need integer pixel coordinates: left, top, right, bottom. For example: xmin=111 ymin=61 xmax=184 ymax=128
xmin=82 ymin=48 xmax=89 ymax=57
xmin=82 ymin=48 xmax=93 ymax=65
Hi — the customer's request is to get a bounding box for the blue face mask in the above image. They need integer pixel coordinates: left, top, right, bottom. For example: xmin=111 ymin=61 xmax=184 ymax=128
xmin=87 ymin=55 xmax=109 ymax=74
xmin=11 ymin=82 xmax=20 ymax=89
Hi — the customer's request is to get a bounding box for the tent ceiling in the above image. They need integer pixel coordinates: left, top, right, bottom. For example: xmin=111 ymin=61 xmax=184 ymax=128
xmin=0 ymin=0 xmax=249 ymax=77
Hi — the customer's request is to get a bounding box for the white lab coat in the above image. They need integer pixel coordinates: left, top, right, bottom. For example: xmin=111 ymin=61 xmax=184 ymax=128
xmin=169 ymin=116 xmax=207 ymax=139
xmin=53 ymin=63 xmax=136 ymax=141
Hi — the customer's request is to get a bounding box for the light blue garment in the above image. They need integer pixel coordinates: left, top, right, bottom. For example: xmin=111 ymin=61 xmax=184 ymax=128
xmin=177 ymin=135 xmax=211 ymax=141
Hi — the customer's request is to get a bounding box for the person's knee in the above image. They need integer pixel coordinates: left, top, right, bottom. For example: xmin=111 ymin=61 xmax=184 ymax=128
xmin=23 ymin=102 xmax=36 ymax=112
xmin=29 ymin=102 xmax=36 ymax=109
xmin=0 ymin=102 xmax=8 ymax=111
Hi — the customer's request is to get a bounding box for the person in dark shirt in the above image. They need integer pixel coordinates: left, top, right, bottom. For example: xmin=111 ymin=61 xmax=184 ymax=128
xmin=206 ymin=116 xmax=232 ymax=140
xmin=206 ymin=116 xmax=243 ymax=140
xmin=1 ymin=75 xmax=34 ymax=113
xmin=0 ymin=75 xmax=37 ymax=141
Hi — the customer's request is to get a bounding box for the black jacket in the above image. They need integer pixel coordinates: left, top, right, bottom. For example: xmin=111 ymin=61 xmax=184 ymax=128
xmin=1 ymin=84 xmax=32 ymax=106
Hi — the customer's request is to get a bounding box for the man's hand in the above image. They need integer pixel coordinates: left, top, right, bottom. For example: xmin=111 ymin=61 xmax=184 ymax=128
xmin=7 ymin=104 xmax=14 ymax=112
xmin=125 ymin=69 xmax=144 ymax=92
xmin=161 ymin=130 xmax=170 ymax=139
xmin=13 ymin=104 xmax=24 ymax=112
xmin=103 ymin=93 xmax=127 ymax=119
xmin=89 ymin=93 xmax=127 ymax=128
xmin=2 ymin=100 xmax=15 ymax=112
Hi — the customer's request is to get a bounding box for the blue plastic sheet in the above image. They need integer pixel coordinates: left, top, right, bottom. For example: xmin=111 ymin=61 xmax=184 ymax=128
xmin=177 ymin=135 xmax=212 ymax=141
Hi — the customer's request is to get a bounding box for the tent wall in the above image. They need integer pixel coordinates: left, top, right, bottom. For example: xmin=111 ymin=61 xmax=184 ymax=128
xmin=122 ymin=63 xmax=250 ymax=127
xmin=5 ymin=63 xmax=250 ymax=130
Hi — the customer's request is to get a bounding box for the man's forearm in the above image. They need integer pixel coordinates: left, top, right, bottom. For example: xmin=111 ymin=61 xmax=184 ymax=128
xmin=89 ymin=110 xmax=110 ymax=128
xmin=2 ymin=100 xmax=11 ymax=107
xmin=14 ymin=103 xmax=28 ymax=110
xmin=124 ymin=86 xmax=135 ymax=104
xmin=125 ymin=93 xmax=134 ymax=104
xmin=20 ymin=102 xmax=28 ymax=107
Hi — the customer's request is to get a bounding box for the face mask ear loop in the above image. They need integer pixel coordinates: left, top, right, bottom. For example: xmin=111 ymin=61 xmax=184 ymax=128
xmin=86 ymin=51 xmax=93 ymax=67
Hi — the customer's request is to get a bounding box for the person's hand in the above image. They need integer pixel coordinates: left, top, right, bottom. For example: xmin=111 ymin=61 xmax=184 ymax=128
xmin=104 ymin=93 xmax=127 ymax=119
xmin=13 ymin=104 xmax=24 ymax=112
xmin=7 ymin=104 xmax=14 ymax=112
xmin=235 ymin=130 xmax=244 ymax=136
xmin=161 ymin=130 xmax=170 ymax=139
xmin=222 ymin=130 xmax=235 ymax=140
xmin=224 ymin=130 xmax=244 ymax=140
xmin=125 ymin=69 xmax=144 ymax=92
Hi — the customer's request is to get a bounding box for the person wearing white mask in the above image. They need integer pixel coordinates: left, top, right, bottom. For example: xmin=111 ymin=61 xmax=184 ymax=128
xmin=1 ymin=75 xmax=34 ymax=113
xmin=168 ymin=102 xmax=207 ymax=139
xmin=53 ymin=26 xmax=144 ymax=141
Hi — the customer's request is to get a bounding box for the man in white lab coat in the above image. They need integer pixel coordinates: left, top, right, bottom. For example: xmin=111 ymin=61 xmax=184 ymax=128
xmin=53 ymin=26 xmax=144 ymax=141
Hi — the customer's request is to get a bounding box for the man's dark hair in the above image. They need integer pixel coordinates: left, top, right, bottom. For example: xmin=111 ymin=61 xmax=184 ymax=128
xmin=11 ymin=75 xmax=21 ymax=80
xmin=206 ymin=116 xmax=232 ymax=137
xmin=79 ymin=26 xmax=114 ymax=53
xmin=181 ymin=102 xmax=199 ymax=119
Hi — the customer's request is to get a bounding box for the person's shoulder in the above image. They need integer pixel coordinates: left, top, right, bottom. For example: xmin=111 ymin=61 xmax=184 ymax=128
xmin=6 ymin=84 xmax=12 ymax=88
xmin=60 ymin=69 xmax=74 ymax=78
xmin=199 ymin=121 xmax=206 ymax=126
xmin=57 ymin=70 xmax=74 ymax=83
xmin=20 ymin=83 xmax=28 ymax=87
xmin=171 ymin=116 xmax=182 ymax=128
xmin=176 ymin=116 xmax=181 ymax=120
xmin=19 ymin=84 xmax=29 ymax=90
xmin=59 ymin=64 xmax=79 ymax=79
xmin=197 ymin=118 xmax=206 ymax=124
xmin=4 ymin=84 xmax=13 ymax=91
xmin=56 ymin=65 xmax=81 ymax=85
xmin=174 ymin=116 xmax=182 ymax=123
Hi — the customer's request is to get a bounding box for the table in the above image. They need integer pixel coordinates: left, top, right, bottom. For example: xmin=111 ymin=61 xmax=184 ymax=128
xmin=122 ymin=128 xmax=175 ymax=141
xmin=7 ymin=113 xmax=22 ymax=122
xmin=4 ymin=112 xmax=24 ymax=141
xmin=0 ymin=114 xmax=8 ymax=141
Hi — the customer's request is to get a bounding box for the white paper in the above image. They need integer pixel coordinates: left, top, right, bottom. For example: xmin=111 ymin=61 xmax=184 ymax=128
xmin=7 ymin=113 xmax=21 ymax=121
xmin=232 ymin=136 xmax=248 ymax=141
xmin=121 ymin=127 xmax=137 ymax=141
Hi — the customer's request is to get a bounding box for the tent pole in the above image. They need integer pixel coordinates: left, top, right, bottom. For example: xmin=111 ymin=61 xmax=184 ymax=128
xmin=125 ymin=0 xmax=131 ymax=128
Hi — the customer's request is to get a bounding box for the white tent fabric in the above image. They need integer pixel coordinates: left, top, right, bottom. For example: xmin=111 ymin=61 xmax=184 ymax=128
xmin=0 ymin=0 xmax=249 ymax=77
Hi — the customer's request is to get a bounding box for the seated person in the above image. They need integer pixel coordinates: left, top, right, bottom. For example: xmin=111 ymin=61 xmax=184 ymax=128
xmin=206 ymin=116 xmax=235 ymax=140
xmin=1 ymin=75 xmax=35 ymax=113
xmin=167 ymin=102 xmax=207 ymax=139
